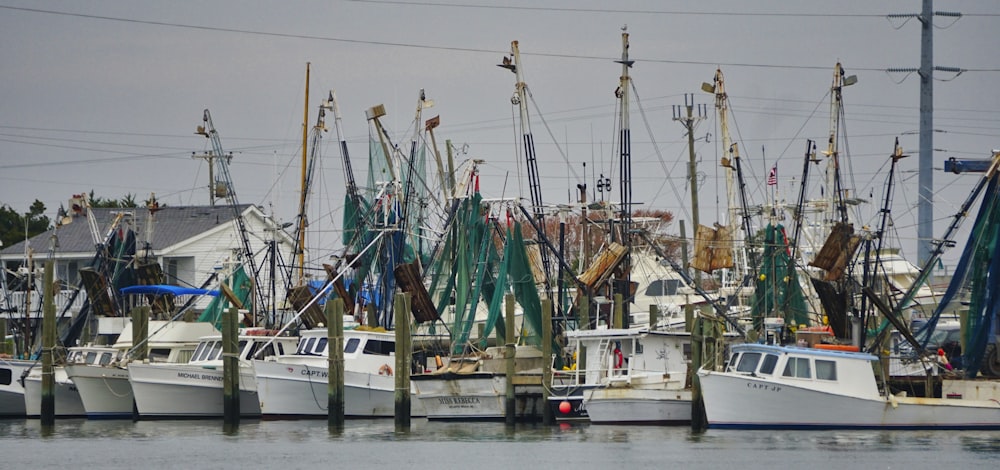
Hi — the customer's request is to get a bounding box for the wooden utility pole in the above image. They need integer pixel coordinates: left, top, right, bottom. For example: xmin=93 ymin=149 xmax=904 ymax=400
xmin=673 ymin=95 xmax=706 ymax=287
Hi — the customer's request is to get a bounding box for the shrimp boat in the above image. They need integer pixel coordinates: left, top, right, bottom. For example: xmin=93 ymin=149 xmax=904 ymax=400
xmin=697 ymin=342 xmax=1000 ymax=429
xmin=128 ymin=329 xmax=296 ymax=418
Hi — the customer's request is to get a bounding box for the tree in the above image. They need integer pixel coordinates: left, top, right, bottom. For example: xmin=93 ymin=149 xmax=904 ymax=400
xmin=0 ymin=200 xmax=51 ymax=248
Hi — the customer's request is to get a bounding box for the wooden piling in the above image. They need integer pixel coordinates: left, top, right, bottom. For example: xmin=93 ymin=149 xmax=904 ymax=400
xmin=690 ymin=316 xmax=707 ymax=431
xmin=613 ymin=293 xmax=623 ymax=329
xmin=649 ymin=304 xmax=659 ymax=331
xmin=394 ymin=293 xmax=411 ymax=428
xmin=504 ymin=294 xmax=516 ymax=425
xmin=222 ymin=306 xmax=239 ymax=425
xmin=578 ymin=296 xmax=588 ymax=373
xmin=328 ymin=298 xmax=345 ymax=427
xmin=131 ymin=306 xmax=149 ymax=362
xmin=40 ymin=261 xmax=55 ymax=425
xmin=541 ymin=298 xmax=553 ymax=425
xmin=0 ymin=318 xmax=8 ymax=355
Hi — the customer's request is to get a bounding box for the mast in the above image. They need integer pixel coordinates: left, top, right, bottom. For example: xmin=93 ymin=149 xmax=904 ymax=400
xmin=823 ymin=62 xmax=857 ymax=226
xmin=499 ymin=41 xmax=551 ymax=288
xmin=296 ymin=63 xmax=310 ymax=286
xmin=615 ymin=29 xmax=634 ymax=326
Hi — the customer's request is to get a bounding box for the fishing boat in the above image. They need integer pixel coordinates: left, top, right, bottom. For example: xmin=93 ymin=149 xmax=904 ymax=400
xmin=65 ymin=320 xmax=219 ymax=419
xmin=22 ymin=345 xmax=112 ymax=418
xmin=0 ymin=357 xmax=33 ymax=417
xmin=128 ymin=329 xmax=296 ymax=418
xmin=697 ymin=342 xmax=1000 ymax=429
xmin=253 ymin=326 xmax=429 ymax=418
xmin=562 ymin=327 xmax=693 ymax=424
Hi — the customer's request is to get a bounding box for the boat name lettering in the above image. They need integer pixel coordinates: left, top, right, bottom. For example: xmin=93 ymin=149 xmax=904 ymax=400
xmin=437 ymin=397 xmax=480 ymax=405
xmin=301 ymin=370 xmax=328 ymax=378
xmin=746 ymin=382 xmax=781 ymax=392
xmin=177 ymin=372 xmax=224 ymax=381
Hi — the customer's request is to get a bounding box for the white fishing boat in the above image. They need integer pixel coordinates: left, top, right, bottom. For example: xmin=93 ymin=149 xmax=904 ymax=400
xmin=697 ymin=342 xmax=1000 ymax=429
xmin=564 ymin=328 xmax=694 ymax=425
xmin=65 ymin=320 xmax=219 ymax=419
xmin=253 ymin=326 xmax=423 ymax=418
xmin=128 ymin=329 xmax=296 ymax=418
xmin=0 ymin=357 xmax=33 ymax=417
xmin=23 ymin=345 xmax=115 ymax=418
xmin=411 ymin=344 xmax=545 ymax=421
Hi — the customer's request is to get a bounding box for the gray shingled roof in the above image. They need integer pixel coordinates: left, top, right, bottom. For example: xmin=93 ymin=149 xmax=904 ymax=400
xmin=0 ymin=205 xmax=251 ymax=256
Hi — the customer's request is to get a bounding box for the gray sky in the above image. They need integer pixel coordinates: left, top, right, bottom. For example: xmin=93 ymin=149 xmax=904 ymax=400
xmin=1 ymin=0 xmax=998 ymax=271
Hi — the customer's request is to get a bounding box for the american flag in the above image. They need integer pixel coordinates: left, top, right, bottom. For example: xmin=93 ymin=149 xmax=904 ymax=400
xmin=767 ymin=165 xmax=777 ymax=186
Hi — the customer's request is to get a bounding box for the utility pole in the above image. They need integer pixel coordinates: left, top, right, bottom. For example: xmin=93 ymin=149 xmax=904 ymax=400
xmin=191 ymin=152 xmax=217 ymax=207
xmin=673 ymin=95 xmax=707 ymax=285
xmin=888 ymin=0 xmax=963 ymax=265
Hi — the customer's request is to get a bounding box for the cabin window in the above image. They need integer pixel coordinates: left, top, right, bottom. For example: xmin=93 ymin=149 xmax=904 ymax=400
xmin=644 ymin=279 xmax=679 ymax=296
xmin=758 ymin=354 xmax=779 ymax=375
xmin=736 ymin=352 xmax=762 ymax=373
xmin=363 ymin=339 xmax=395 ymax=356
xmin=727 ymin=353 xmax=740 ymax=371
xmin=244 ymin=341 xmax=259 ymax=360
xmin=208 ymin=341 xmax=223 ymax=361
xmin=682 ymin=342 xmax=692 ymax=361
xmin=149 ymin=348 xmax=171 ymax=362
xmin=192 ymin=342 xmax=208 ymax=361
xmin=85 ymin=351 xmax=98 ymax=364
xmin=298 ymin=337 xmax=317 ymax=355
xmin=256 ymin=343 xmax=276 ymax=359
xmin=99 ymin=353 xmax=113 ymax=366
xmin=815 ymin=360 xmax=837 ymax=381
xmin=782 ymin=357 xmax=811 ymax=379
xmin=0 ymin=368 xmax=10 ymax=385
xmin=316 ymin=338 xmax=328 ymax=355
xmin=344 ymin=338 xmax=360 ymax=354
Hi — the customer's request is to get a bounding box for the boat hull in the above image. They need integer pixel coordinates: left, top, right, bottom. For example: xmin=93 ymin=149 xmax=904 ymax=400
xmin=584 ymin=386 xmax=691 ymax=425
xmin=64 ymin=364 xmax=133 ymax=419
xmin=23 ymin=367 xmax=86 ymax=418
xmin=0 ymin=359 xmax=31 ymax=417
xmin=699 ymin=371 xmax=1000 ymax=430
xmin=254 ymin=360 xmax=418 ymax=417
xmin=411 ymin=372 xmax=543 ymax=421
xmin=128 ymin=363 xmax=259 ymax=418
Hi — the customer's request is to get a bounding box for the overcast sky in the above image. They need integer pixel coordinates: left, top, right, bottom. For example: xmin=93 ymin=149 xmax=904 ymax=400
xmin=1 ymin=1 xmax=997 ymax=270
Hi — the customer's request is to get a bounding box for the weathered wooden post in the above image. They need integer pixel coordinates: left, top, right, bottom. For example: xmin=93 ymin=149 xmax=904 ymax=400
xmin=690 ymin=316 xmax=708 ymax=431
xmin=577 ymin=296 xmax=588 ymax=373
xmin=613 ymin=293 xmax=623 ymax=329
xmin=131 ymin=306 xmax=149 ymax=362
xmin=541 ymin=298 xmax=554 ymax=425
xmin=222 ymin=306 xmax=239 ymax=425
xmin=0 ymin=318 xmax=8 ymax=355
xmin=40 ymin=261 xmax=55 ymax=425
xmin=649 ymin=304 xmax=659 ymax=331
xmin=327 ymin=298 xmax=345 ymax=427
xmin=394 ymin=293 xmax=411 ymax=428
xmin=366 ymin=303 xmax=377 ymax=329
xmin=504 ymin=293 xmax=516 ymax=425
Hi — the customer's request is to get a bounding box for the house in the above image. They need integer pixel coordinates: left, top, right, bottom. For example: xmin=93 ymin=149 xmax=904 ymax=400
xmin=0 ymin=203 xmax=295 ymax=321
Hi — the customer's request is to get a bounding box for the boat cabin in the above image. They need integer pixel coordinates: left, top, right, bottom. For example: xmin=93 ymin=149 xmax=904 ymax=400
xmin=723 ymin=343 xmax=884 ymax=399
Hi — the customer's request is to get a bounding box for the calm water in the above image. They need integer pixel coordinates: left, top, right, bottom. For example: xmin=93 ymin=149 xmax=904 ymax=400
xmin=2 ymin=418 xmax=999 ymax=469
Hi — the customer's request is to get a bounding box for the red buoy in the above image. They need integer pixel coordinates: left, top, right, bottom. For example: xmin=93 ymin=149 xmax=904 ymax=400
xmin=559 ymin=401 xmax=571 ymax=414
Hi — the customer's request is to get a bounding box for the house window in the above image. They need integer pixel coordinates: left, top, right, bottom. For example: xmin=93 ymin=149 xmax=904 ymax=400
xmin=782 ymin=357 xmax=811 ymax=379
xmin=815 ymin=360 xmax=837 ymax=381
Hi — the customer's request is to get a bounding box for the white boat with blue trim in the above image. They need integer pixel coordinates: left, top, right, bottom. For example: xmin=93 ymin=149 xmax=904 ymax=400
xmin=697 ymin=342 xmax=1000 ymax=429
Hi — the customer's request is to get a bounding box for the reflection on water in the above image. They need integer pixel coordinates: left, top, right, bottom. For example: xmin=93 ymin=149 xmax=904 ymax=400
xmin=2 ymin=419 xmax=998 ymax=468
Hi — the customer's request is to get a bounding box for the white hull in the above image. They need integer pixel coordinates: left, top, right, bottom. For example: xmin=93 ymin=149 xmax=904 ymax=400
xmin=23 ymin=367 xmax=86 ymax=417
xmin=584 ymin=386 xmax=691 ymax=424
xmin=412 ymin=372 xmax=543 ymax=420
xmin=698 ymin=343 xmax=1000 ymax=430
xmin=254 ymin=360 xmax=417 ymax=417
xmin=0 ymin=359 xmax=31 ymax=416
xmin=128 ymin=363 xmax=259 ymax=418
xmin=64 ymin=364 xmax=133 ymax=418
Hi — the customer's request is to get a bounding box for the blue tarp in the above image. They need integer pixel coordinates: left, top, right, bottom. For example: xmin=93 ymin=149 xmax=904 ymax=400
xmin=120 ymin=285 xmax=219 ymax=297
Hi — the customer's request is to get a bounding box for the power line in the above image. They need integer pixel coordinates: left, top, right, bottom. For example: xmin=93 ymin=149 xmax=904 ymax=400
xmin=2 ymin=5 xmax=997 ymax=73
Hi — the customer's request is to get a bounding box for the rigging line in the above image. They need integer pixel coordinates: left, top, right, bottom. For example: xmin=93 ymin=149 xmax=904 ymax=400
xmin=526 ymin=88 xmax=580 ymax=183
xmin=775 ymin=90 xmax=831 ymax=163
xmin=631 ymin=81 xmax=691 ymax=225
xmin=0 ymin=6 xmax=918 ymax=72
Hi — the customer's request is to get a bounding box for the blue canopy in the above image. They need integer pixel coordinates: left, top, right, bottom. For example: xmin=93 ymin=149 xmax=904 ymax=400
xmin=120 ymin=285 xmax=219 ymax=297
